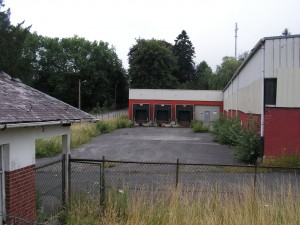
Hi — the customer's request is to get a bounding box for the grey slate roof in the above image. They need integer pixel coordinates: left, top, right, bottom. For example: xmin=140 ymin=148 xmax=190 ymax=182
xmin=0 ymin=72 xmax=95 ymax=124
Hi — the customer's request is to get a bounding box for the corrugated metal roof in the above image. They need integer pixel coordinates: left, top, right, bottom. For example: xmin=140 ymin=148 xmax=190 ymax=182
xmin=0 ymin=72 xmax=95 ymax=125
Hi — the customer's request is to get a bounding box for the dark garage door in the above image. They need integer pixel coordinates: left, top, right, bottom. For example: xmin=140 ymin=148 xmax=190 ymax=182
xmin=178 ymin=111 xmax=191 ymax=122
xmin=133 ymin=104 xmax=150 ymax=123
xmin=156 ymin=110 xmax=169 ymax=122
xmin=176 ymin=105 xmax=193 ymax=125
xmin=154 ymin=105 xmax=171 ymax=123
xmin=135 ymin=110 xmax=148 ymax=122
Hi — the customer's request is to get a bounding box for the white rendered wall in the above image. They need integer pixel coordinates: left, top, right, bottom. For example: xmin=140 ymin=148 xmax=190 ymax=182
xmin=129 ymin=89 xmax=223 ymax=102
xmin=0 ymin=125 xmax=70 ymax=171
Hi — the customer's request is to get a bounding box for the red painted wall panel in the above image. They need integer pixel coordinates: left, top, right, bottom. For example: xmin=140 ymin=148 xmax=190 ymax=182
xmin=128 ymin=99 xmax=223 ymax=122
xmin=225 ymin=108 xmax=300 ymax=157
xmin=264 ymin=107 xmax=300 ymax=156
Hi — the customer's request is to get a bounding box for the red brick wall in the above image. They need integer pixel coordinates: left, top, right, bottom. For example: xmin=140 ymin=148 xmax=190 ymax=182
xmin=5 ymin=165 xmax=36 ymax=223
xmin=264 ymin=107 xmax=300 ymax=156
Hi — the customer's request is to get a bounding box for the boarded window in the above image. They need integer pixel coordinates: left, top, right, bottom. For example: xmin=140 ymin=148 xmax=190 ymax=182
xmin=264 ymin=79 xmax=277 ymax=105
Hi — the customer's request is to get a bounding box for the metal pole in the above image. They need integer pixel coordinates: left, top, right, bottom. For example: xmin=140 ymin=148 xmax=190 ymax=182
xmin=235 ymin=23 xmax=238 ymax=59
xmin=68 ymin=154 xmax=72 ymax=208
xmin=62 ymin=154 xmax=66 ymax=209
xmin=253 ymin=163 xmax=257 ymax=197
xmin=176 ymin=159 xmax=179 ymax=188
xmin=100 ymin=156 xmax=105 ymax=208
xmin=78 ymin=79 xmax=81 ymax=110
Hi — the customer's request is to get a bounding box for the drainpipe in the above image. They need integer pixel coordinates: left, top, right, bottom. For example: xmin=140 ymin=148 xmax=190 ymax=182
xmin=260 ymin=45 xmax=265 ymax=157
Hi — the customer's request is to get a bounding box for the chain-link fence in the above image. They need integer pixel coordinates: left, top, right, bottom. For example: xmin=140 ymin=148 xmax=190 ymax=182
xmin=69 ymin=157 xmax=300 ymax=203
xmin=35 ymin=157 xmax=65 ymax=223
xmin=35 ymin=155 xmax=300 ymax=223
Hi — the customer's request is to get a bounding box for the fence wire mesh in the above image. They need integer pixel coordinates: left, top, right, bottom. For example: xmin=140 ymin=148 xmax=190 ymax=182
xmin=35 ymin=156 xmax=300 ymax=223
xmin=69 ymin=158 xmax=300 ymax=199
xmin=35 ymin=159 xmax=63 ymax=222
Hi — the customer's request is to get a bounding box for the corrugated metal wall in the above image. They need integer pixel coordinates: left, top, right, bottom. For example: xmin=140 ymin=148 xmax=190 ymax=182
xmin=224 ymin=36 xmax=300 ymax=114
xmin=224 ymin=48 xmax=263 ymax=115
xmin=265 ymin=37 xmax=300 ymax=107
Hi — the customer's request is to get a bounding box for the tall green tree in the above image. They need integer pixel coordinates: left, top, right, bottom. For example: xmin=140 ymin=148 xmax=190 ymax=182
xmin=195 ymin=61 xmax=212 ymax=89
xmin=208 ymin=56 xmax=242 ymax=90
xmin=173 ymin=30 xmax=196 ymax=83
xmin=128 ymin=39 xmax=178 ymax=89
xmin=22 ymin=35 xmax=127 ymax=111
xmin=0 ymin=0 xmax=30 ymax=76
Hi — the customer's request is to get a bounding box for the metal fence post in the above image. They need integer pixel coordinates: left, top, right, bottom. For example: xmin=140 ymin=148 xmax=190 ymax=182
xmin=176 ymin=159 xmax=179 ymax=188
xmin=100 ymin=156 xmax=106 ymax=208
xmin=253 ymin=162 xmax=258 ymax=197
xmin=62 ymin=154 xmax=66 ymax=209
xmin=68 ymin=154 xmax=72 ymax=208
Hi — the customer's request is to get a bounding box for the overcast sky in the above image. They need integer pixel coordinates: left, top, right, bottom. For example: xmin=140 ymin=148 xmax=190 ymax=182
xmin=5 ymin=0 xmax=300 ymax=71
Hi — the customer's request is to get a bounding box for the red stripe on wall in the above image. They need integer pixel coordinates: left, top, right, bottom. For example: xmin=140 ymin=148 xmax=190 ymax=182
xmin=128 ymin=99 xmax=223 ymax=121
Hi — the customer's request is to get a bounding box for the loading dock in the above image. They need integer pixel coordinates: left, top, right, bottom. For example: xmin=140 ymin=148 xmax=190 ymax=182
xmin=133 ymin=104 xmax=150 ymax=123
xmin=154 ymin=104 xmax=171 ymax=124
xmin=195 ymin=105 xmax=220 ymax=123
xmin=176 ymin=105 xmax=193 ymax=125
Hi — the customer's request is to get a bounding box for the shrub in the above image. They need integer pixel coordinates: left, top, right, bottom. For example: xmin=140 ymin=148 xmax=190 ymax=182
xmin=235 ymin=128 xmax=261 ymax=164
xmin=212 ymin=116 xmax=261 ymax=164
xmin=191 ymin=121 xmax=209 ymax=133
xmin=96 ymin=121 xmax=112 ymax=133
xmin=212 ymin=116 xmax=240 ymax=146
xmin=115 ymin=116 xmax=133 ymax=129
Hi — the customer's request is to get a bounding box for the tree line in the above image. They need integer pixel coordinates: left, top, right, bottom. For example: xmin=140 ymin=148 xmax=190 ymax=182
xmin=0 ymin=0 xmax=128 ymax=111
xmin=1 ymin=0 xmax=246 ymax=112
xmin=128 ymin=30 xmax=246 ymax=90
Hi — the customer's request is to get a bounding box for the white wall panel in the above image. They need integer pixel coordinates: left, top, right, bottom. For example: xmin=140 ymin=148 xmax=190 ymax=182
xmin=277 ymin=68 xmax=300 ymax=107
xmin=0 ymin=125 xmax=70 ymax=171
xmin=273 ymin=39 xmax=280 ymax=74
xmin=129 ymin=89 xmax=223 ymax=101
xmin=265 ymin=40 xmax=274 ymax=78
xmin=280 ymin=38 xmax=287 ymax=68
xmin=287 ymin=38 xmax=294 ymax=68
xmin=294 ymin=38 xmax=300 ymax=68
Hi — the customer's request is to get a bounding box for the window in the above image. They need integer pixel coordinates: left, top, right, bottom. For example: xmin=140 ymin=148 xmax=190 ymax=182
xmin=264 ymin=78 xmax=277 ymax=105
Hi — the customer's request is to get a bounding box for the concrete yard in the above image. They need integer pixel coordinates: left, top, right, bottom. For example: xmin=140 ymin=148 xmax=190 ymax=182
xmin=70 ymin=127 xmax=237 ymax=165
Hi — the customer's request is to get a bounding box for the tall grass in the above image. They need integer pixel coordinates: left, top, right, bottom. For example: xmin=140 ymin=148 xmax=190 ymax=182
xmin=66 ymin=184 xmax=300 ymax=225
xmin=36 ymin=115 xmax=133 ymax=158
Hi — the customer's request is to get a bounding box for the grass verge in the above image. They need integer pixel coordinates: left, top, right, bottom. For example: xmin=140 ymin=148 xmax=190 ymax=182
xmin=65 ymin=183 xmax=300 ymax=225
xmin=36 ymin=115 xmax=133 ymax=158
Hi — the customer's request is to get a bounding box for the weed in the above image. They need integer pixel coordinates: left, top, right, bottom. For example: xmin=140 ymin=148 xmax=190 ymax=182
xmin=191 ymin=121 xmax=209 ymax=132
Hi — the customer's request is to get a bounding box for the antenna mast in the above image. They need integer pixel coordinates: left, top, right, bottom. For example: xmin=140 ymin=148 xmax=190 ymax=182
xmin=235 ymin=23 xmax=238 ymax=59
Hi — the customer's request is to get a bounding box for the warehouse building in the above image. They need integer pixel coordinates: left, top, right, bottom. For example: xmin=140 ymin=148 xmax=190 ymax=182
xmin=129 ymin=35 xmax=300 ymax=158
xmin=129 ymin=89 xmax=223 ymax=125
xmin=223 ymin=34 xmax=300 ymax=157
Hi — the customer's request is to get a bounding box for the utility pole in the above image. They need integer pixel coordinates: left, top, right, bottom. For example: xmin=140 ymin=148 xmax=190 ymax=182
xmin=78 ymin=79 xmax=81 ymax=110
xmin=235 ymin=23 xmax=238 ymax=59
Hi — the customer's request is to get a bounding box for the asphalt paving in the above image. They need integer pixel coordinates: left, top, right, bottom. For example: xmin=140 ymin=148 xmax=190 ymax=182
xmin=70 ymin=127 xmax=237 ymax=165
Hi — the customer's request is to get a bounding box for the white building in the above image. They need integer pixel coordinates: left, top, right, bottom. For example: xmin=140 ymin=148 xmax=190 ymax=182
xmin=0 ymin=72 xmax=95 ymax=223
xmin=223 ymin=34 xmax=300 ymax=157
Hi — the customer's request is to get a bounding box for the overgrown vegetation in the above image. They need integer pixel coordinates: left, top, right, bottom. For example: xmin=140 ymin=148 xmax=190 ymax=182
xmin=191 ymin=121 xmax=209 ymax=133
xmin=262 ymin=154 xmax=300 ymax=168
xmin=64 ymin=184 xmax=300 ymax=225
xmin=36 ymin=115 xmax=133 ymax=158
xmin=212 ymin=115 xmax=261 ymax=164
